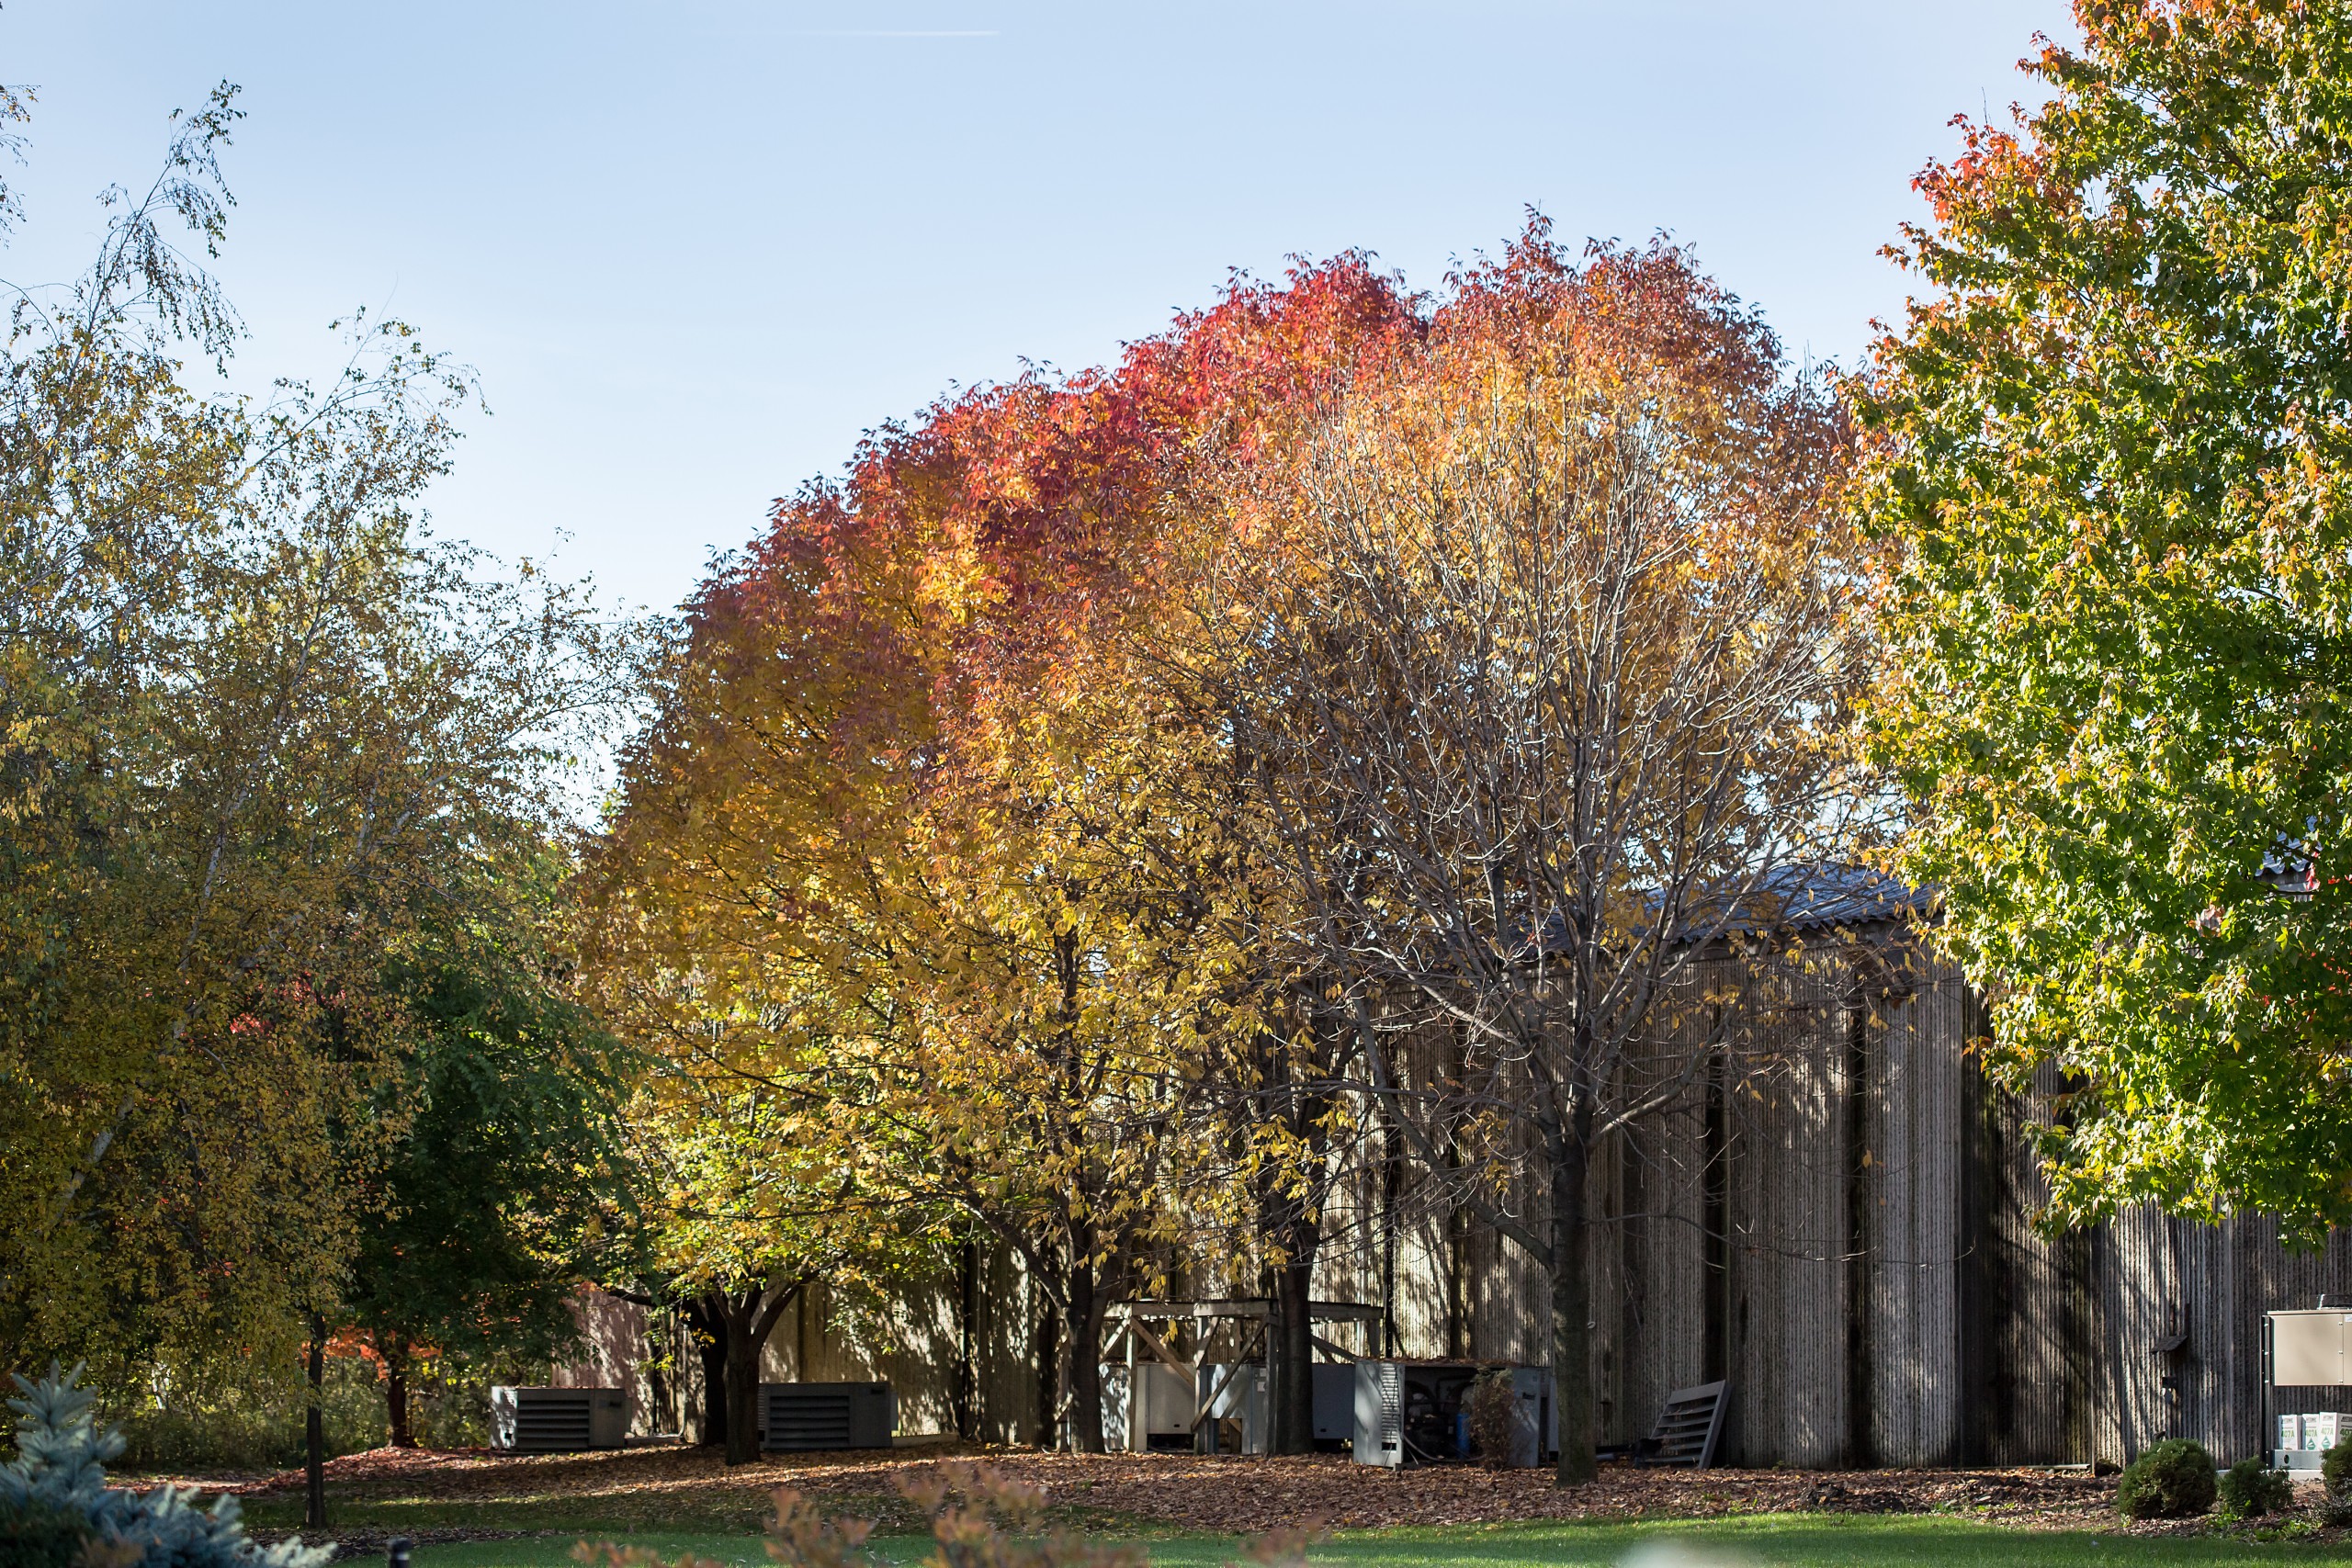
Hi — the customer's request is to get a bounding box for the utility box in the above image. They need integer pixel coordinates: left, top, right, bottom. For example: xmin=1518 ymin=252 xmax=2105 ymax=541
xmin=1192 ymin=1362 xmax=1359 ymax=1454
xmin=1125 ymin=1361 xmax=1196 ymax=1452
xmin=759 ymin=1382 xmax=895 ymax=1451
xmin=1311 ymin=1363 xmax=1354 ymax=1446
xmin=490 ymin=1386 xmax=628 ymax=1452
xmin=1351 ymin=1361 xmax=1552 ymax=1468
xmin=2272 ymin=1310 xmax=2352 ymax=1386
xmin=1199 ymin=1362 xmax=1263 ymax=1453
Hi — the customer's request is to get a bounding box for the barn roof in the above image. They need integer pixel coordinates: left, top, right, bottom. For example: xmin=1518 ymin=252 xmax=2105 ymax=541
xmin=1517 ymin=864 xmax=1932 ymax=958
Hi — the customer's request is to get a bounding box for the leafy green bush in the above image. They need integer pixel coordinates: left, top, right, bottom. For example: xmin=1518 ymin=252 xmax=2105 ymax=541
xmin=0 ymin=1363 xmax=332 ymax=1567
xmin=2218 ymin=1456 xmax=2292 ymax=1519
xmin=2117 ymin=1438 xmax=2218 ymax=1520
xmin=111 ymin=1356 xmax=392 ymax=1473
xmin=2323 ymin=1437 xmax=2352 ymax=1527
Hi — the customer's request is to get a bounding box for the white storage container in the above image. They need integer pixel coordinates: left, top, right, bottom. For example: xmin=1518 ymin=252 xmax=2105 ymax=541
xmin=2279 ymin=1413 xmax=2304 ymax=1452
xmin=2307 ymin=1411 xmax=2347 ymax=1450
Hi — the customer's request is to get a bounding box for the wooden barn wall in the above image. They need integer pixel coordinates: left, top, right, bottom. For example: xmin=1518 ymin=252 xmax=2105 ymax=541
xmin=1959 ymin=1055 xmax=2096 ymax=1463
xmin=1861 ymin=964 xmax=1964 ymax=1464
xmin=1314 ymin=931 xmax=2352 ymax=1469
xmin=1724 ymin=947 xmax=1853 ymax=1466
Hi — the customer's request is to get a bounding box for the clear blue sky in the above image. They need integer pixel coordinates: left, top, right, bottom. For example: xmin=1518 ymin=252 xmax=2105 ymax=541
xmin=6 ymin=2 xmax=2072 ymax=615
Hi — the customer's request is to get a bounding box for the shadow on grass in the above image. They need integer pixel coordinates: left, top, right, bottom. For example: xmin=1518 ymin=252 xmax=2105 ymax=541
xmin=397 ymin=1516 xmax=2352 ymax=1568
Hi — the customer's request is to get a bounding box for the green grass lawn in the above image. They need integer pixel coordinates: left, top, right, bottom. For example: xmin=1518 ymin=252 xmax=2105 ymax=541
xmin=391 ymin=1517 xmax=2352 ymax=1568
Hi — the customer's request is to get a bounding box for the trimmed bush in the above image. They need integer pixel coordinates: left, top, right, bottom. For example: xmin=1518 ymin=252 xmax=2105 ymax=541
xmin=2218 ymin=1455 xmax=2292 ymax=1518
xmin=2117 ymin=1438 xmax=2218 ymax=1520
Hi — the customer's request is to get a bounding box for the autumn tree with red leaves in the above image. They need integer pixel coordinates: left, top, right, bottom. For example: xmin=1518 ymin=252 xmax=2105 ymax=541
xmin=1181 ymin=226 xmax=1869 ymax=1483
xmin=593 ymin=257 xmax=1420 ymax=1453
xmin=596 ymin=225 xmax=1864 ymax=1474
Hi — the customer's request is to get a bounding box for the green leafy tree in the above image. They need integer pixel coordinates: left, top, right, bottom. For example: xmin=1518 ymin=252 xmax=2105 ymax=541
xmin=0 ymin=85 xmax=640 ymax=1395
xmin=1860 ymin=0 xmax=2352 ymax=1235
xmin=343 ymin=884 xmax=635 ymax=1447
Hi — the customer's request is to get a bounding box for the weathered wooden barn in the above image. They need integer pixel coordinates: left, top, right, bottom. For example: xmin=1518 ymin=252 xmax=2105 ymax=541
xmin=571 ymin=888 xmax=2352 ymax=1468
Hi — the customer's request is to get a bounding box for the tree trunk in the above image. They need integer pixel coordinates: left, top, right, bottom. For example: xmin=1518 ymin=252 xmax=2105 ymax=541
xmin=685 ymin=1294 xmax=729 ymax=1448
xmin=384 ymin=1337 xmax=413 ymax=1449
xmin=1551 ymin=1134 xmax=1595 ymax=1485
xmin=723 ymin=1303 xmax=763 ymax=1465
xmin=1272 ymin=1258 xmax=1316 ymax=1453
xmin=954 ymin=1240 xmax=979 ymax=1442
xmin=1033 ymin=1293 xmax=1059 ymax=1448
xmin=718 ymin=1280 xmax=800 ymax=1466
xmin=305 ymin=1313 xmax=327 ymax=1528
xmin=1062 ymin=1266 xmax=1105 ymax=1452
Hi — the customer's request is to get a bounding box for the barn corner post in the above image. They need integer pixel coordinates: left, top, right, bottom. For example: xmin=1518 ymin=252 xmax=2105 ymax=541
xmin=1551 ymin=1100 xmax=1598 ymax=1485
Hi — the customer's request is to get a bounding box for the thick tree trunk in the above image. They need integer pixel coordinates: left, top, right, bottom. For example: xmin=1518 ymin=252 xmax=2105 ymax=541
xmin=1551 ymin=1135 xmax=1595 ymax=1485
xmin=1062 ymin=1267 xmax=1105 ymax=1452
xmin=685 ymin=1295 xmax=729 ymax=1447
xmin=723 ymin=1304 xmax=763 ymax=1465
xmin=718 ymin=1281 xmax=800 ymax=1466
xmin=383 ymin=1337 xmax=413 ymax=1449
xmin=1272 ymin=1258 xmax=1317 ymax=1453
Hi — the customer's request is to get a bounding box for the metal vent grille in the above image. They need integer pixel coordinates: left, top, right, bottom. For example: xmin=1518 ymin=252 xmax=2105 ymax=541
xmin=511 ymin=1389 xmax=594 ymax=1453
xmin=763 ymin=1387 xmax=854 ymax=1451
xmin=1376 ymin=1363 xmax=1400 ymax=1447
xmin=1645 ymin=1381 xmax=1729 ymax=1468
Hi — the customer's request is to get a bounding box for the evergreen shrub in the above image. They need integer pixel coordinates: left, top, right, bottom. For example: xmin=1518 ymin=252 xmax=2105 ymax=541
xmin=0 ymin=1493 xmax=92 ymax=1568
xmin=2218 ymin=1455 xmax=2292 ymax=1518
xmin=2117 ymin=1438 xmax=2218 ymax=1519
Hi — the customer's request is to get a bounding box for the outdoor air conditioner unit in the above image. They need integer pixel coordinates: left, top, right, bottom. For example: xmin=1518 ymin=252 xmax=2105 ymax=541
xmin=490 ymin=1386 xmax=628 ymax=1452
xmin=1351 ymin=1361 xmax=1553 ymax=1468
xmin=759 ymin=1382 xmax=896 ymax=1452
xmin=1194 ymin=1362 xmax=1355 ymax=1454
xmin=1125 ymin=1361 xmax=1197 ymax=1452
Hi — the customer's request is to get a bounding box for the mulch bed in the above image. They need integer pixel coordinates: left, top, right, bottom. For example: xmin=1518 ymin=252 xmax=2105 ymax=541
xmin=206 ymin=1444 xmax=2346 ymax=1548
